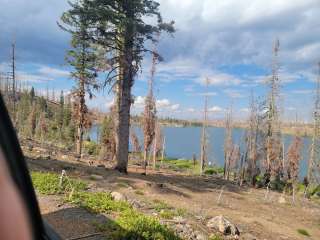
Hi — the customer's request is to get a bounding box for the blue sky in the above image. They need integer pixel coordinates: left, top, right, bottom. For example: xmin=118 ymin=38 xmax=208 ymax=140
xmin=0 ymin=0 xmax=319 ymax=122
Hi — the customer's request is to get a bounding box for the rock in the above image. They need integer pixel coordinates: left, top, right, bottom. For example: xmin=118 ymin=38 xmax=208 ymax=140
xmin=111 ymin=191 xmax=126 ymax=201
xmin=278 ymin=196 xmax=286 ymax=204
xmin=90 ymin=174 xmax=104 ymax=180
xmin=207 ymin=215 xmax=240 ymax=236
xmin=194 ymin=231 xmax=206 ymax=240
xmin=97 ymin=164 xmax=106 ymax=168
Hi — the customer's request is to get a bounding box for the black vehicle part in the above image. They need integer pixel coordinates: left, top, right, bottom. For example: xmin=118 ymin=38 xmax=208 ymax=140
xmin=0 ymin=94 xmax=61 ymax=240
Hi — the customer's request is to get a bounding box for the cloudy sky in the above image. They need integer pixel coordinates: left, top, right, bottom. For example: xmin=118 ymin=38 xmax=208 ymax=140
xmin=0 ymin=0 xmax=319 ymax=121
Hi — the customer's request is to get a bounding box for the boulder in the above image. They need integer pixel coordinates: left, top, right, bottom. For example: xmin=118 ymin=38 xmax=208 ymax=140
xmin=207 ymin=215 xmax=240 ymax=236
xmin=111 ymin=191 xmax=127 ymax=201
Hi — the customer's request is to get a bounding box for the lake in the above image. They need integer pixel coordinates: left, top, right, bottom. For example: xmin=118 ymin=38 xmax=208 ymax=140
xmin=89 ymin=125 xmax=311 ymax=178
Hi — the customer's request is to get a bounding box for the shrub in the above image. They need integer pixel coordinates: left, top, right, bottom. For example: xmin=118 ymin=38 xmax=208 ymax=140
xmin=297 ymin=229 xmax=310 ymax=237
xmin=83 ymin=140 xmax=100 ymax=155
xmin=31 ymin=171 xmax=87 ymax=195
xmin=116 ymin=210 xmax=180 ymax=240
xmin=68 ymin=192 xmax=131 ymax=214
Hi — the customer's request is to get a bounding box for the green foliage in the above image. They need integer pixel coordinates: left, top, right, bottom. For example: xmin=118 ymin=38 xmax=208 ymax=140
xmin=204 ymin=167 xmax=224 ymax=175
xmin=83 ymin=140 xmax=100 ymax=155
xmin=297 ymin=229 xmax=310 ymax=237
xmin=68 ymin=192 xmax=131 ymax=214
xmin=116 ymin=210 xmax=180 ymax=240
xmin=209 ymin=234 xmax=223 ymax=240
xmin=134 ymin=190 xmax=145 ymax=195
xmin=153 ymin=199 xmax=171 ymax=212
xmin=31 ymin=171 xmax=87 ymax=195
xmin=163 ymin=158 xmax=196 ymax=170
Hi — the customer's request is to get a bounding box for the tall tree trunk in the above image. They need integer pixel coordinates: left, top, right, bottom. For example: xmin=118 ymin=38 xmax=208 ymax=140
xmin=114 ymin=82 xmax=131 ymax=173
xmin=76 ymin=77 xmax=85 ymax=157
xmin=114 ymin=44 xmax=133 ymax=173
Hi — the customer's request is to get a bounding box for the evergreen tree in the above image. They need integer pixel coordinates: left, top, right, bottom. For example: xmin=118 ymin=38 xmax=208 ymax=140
xmin=86 ymin=0 xmax=175 ymax=172
xmin=59 ymin=0 xmax=98 ymax=157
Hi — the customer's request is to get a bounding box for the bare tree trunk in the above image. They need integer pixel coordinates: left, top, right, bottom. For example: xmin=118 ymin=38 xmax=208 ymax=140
xmin=76 ymin=77 xmax=85 ymax=157
xmin=153 ymin=131 xmax=157 ymax=170
xmin=114 ymin=73 xmax=131 ymax=173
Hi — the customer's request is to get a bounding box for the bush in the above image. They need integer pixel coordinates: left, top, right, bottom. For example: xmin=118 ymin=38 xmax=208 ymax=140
xmin=297 ymin=229 xmax=310 ymax=237
xmin=116 ymin=210 xmax=180 ymax=240
xmin=83 ymin=140 xmax=100 ymax=155
xmin=68 ymin=192 xmax=131 ymax=214
xmin=31 ymin=171 xmax=87 ymax=195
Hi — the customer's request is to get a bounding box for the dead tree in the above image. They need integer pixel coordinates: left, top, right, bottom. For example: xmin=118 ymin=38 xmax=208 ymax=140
xmin=130 ymin=130 xmax=141 ymax=153
xmin=200 ymin=77 xmax=210 ymax=175
xmin=265 ymin=39 xmax=283 ymax=182
xmin=246 ymin=92 xmax=259 ymax=185
xmin=152 ymin=122 xmax=163 ymax=170
xmin=287 ymin=136 xmax=302 ymax=182
xmin=308 ymin=62 xmax=320 ymax=184
xmin=224 ymin=105 xmax=233 ymax=180
xmin=142 ymin=49 xmax=158 ymax=175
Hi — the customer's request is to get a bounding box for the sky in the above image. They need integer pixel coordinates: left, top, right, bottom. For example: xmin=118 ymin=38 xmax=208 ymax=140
xmin=0 ymin=0 xmax=319 ymax=122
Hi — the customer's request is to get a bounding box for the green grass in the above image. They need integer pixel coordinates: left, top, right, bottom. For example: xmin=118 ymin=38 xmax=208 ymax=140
xmin=32 ymin=171 xmax=180 ymax=239
xmin=297 ymin=229 xmax=311 ymax=237
xmin=209 ymin=234 xmax=223 ymax=240
xmin=204 ymin=167 xmax=224 ymax=175
xmin=152 ymin=200 xmax=187 ymax=220
xmin=116 ymin=209 xmax=180 ymax=240
xmin=134 ymin=190 xmax=145 ymax=195
xmin=68 ymin=192 xmax=131 ymax=214
xmin=31 ymin=171 xmax=87 ymax=195
xmin=153 ymin=199 xmax=171 ymax=212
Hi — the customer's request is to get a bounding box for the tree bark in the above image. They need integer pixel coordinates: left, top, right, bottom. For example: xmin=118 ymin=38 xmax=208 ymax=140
xmin=76 ymin=77 xmax=85 ymax=157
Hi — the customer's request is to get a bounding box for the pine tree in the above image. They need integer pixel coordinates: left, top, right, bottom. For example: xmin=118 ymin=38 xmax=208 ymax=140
xmin=85 ymin=0 xmax=175 ymax=173
xmin=59 ymin=0 xmax=98 ymax=157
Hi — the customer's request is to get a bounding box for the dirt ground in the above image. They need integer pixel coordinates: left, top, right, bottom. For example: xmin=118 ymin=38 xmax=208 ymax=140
xmin=24 ymin=144 xmax=320 ymax=240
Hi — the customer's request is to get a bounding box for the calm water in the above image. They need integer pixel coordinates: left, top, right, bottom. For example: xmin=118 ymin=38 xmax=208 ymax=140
xmin=89 ymin=125 xmax=311 ymax=178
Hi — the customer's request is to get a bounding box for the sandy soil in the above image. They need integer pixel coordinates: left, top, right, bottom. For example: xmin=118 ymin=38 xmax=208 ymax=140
xmin=24 ymin=144 xmax=320 ymax=240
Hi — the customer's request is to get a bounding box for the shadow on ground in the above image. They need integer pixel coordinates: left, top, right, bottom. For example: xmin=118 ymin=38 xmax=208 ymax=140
xmin=28 ymin=156 xmax=245 ymax=196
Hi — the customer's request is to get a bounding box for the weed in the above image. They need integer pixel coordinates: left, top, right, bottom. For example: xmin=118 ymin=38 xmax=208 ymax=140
xmin=68 ymin=192 xmax=131 ymax=214
xmin=135 ymin=190 xmax=145 ymax=195
xmin=31 ymin=171 xmax=87 ymax=195
xmin=116 ymin=209 xmax=181 ymax=240
xmin=209 ymin=234 xmax=223 ymax=240
xmin=297 ymin=229 xmax=310 ymax=237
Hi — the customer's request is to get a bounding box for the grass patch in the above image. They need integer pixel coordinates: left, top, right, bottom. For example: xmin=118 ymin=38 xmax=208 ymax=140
xmin=153 ymin=199 xmax=171 ymax=212
xmin=31 ymin=171 xmax=87 ymax=195
xmin=68 ymin=192 xmax=131 ymax=214
xmin=204 ymin=167 xmax=224 ymax=175
xmin=116 ymin=209 xmax=180 ymax=239
xmin=209 ymin=234 xmax=223 ymax=240
xmin=297 ymin=229 xmax=310 ymax=237
xmin=117 ymin=182 xmax=130 ymax=188
xmin=134 ymin=190 xmax=145 ymax=195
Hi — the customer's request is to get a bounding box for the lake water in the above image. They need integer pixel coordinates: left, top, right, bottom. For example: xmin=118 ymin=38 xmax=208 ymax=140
xmin=89 ymin=125 xmax=311 ymax=178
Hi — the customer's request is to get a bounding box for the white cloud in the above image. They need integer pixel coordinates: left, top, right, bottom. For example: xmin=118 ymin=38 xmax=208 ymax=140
xmin=198 ymin=73 xmax=242 ymax=86
xmin=156 ymin=98 xmax=171 ymax=108
xmin=38 ymin=66 xmax=70 ymax=78
xmin=132 ymin=96 xmax=180 ymax=112
xmin=170 ymin=104 xmax=180 ymax=111
xmin=187 ymin=108 xmax=196 ymax=112
xmin=17 ymin=71 xmax=54 ymax=83
xmin=209 ymin=106 xmax=224 ymax=112
xmin=240 ymin=108 xmax=250 ymax=113
xmin=133 ymin=96 xmax=146 ymax=108
xmin=223 ymin=89 xmax=245 ymax=98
